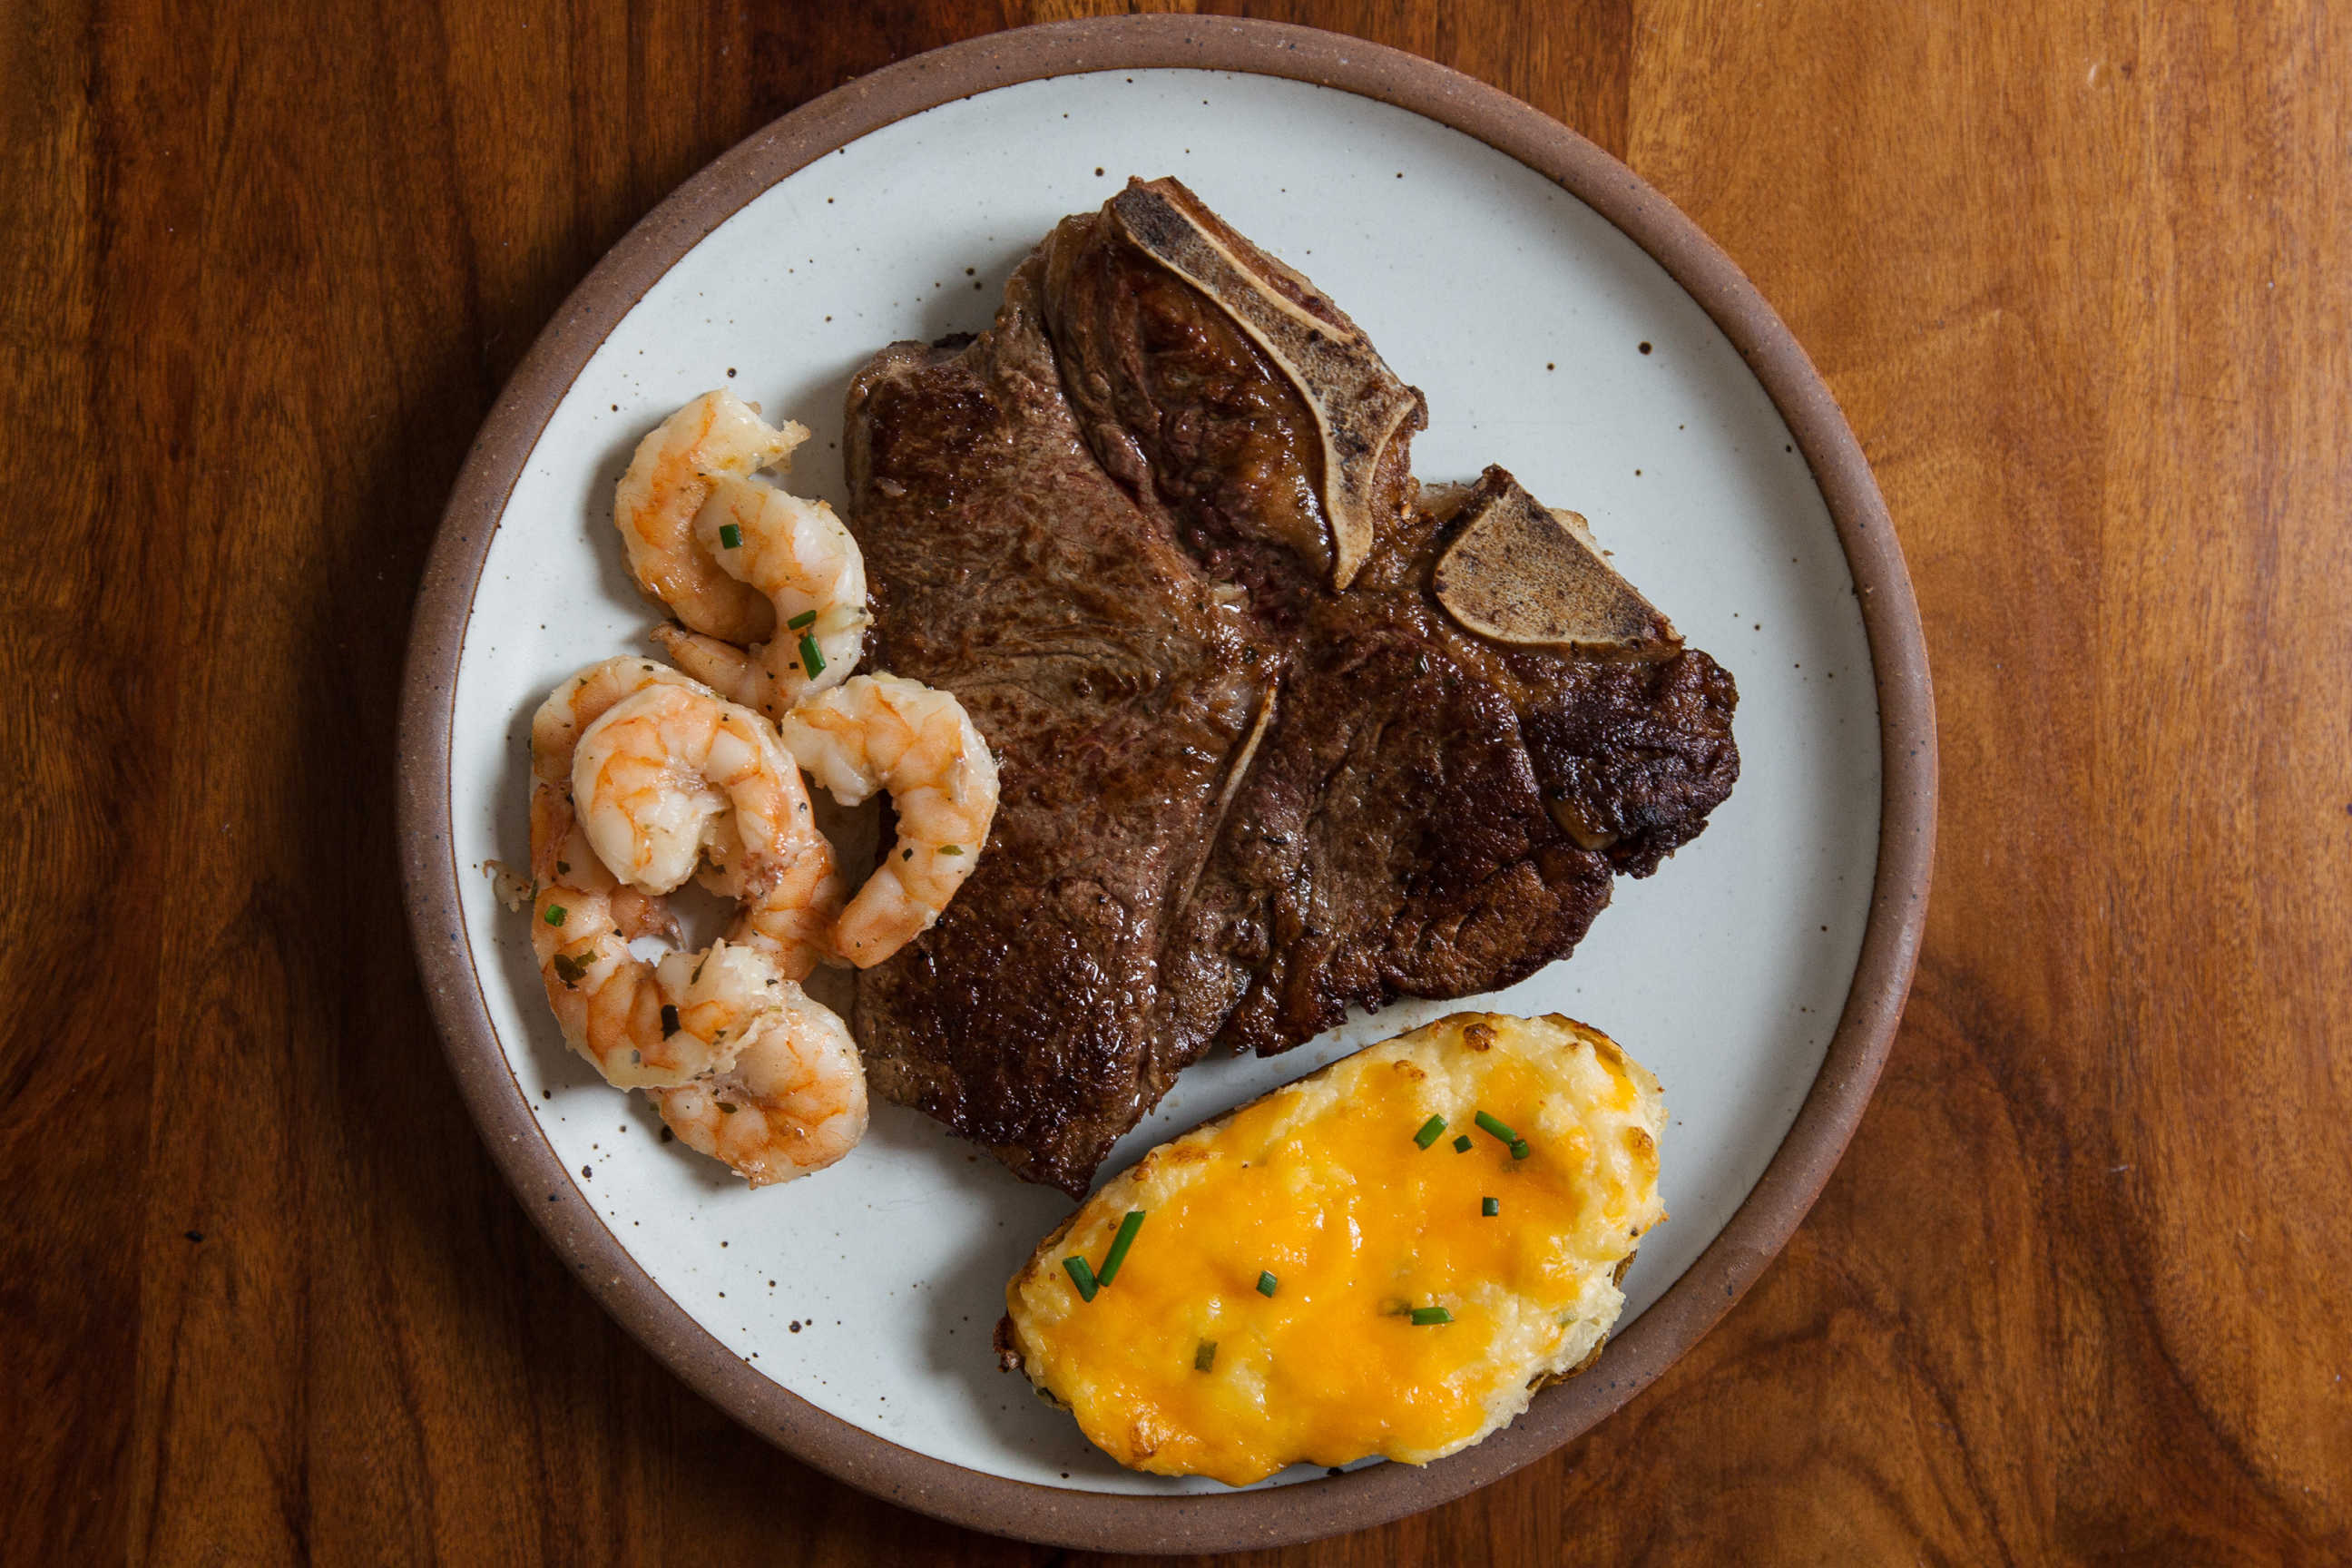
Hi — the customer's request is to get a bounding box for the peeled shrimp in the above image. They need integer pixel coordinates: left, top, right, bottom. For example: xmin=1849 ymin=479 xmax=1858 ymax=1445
xmin=528 ymin=658 xmax=841 ymax=1089
xmin=651 ymin=474 xmax=868 ymax=719
xmin=531 ymin=660 xmax=777 ymax=1087
xmin=649 ymin=985 xmax=869 ymax=1186
xmin=778 ymin=673 xmax=1000 ymax=967
xmin=571 ymin=679 xmax=844 ymax=981
xmin=615 ymin=390 xmax=809 ymax=645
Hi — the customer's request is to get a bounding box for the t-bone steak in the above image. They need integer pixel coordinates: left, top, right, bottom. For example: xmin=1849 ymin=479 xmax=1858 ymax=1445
xmin=844 ymin=179 xmax=1739 ymax=1194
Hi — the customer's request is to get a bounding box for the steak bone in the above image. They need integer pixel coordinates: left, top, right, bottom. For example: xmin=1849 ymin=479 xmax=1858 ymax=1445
xmin=1107 ymin=179 xmax=1427 ymax=591
xmin=1433 ymin=467 xmax=1681 ymax=660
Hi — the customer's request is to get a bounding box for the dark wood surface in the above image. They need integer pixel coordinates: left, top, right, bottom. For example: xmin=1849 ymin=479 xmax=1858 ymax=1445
xmin=5 ymin=1 xmax=2347 ymax=1562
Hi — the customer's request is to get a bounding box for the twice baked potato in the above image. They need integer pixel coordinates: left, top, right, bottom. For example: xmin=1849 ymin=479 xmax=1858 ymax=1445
xmin=997 ymin=1012 xmax=1666 ymax=1485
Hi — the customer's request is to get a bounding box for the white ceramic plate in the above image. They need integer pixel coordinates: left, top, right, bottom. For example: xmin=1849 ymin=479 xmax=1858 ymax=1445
xmin=402 ymin=20 xmax=1931 ymax=1550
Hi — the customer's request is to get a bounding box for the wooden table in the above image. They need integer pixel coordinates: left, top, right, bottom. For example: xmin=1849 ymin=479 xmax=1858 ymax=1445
xmin=6 ymin=1 xmax=2346 ymax=1561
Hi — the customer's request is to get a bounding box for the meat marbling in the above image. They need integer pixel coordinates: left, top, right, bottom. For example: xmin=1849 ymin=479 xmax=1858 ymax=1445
xmin=845 ymin=180 xmax=1739 ymax=1194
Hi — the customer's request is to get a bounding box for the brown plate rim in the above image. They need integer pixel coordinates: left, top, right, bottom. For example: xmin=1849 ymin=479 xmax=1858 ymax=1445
xmin=396 ymin=15 xmax=1937 ymax=1554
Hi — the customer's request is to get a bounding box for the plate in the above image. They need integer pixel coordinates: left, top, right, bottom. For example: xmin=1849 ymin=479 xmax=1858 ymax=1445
xmin=397 ymin=17 xmax=1934 ymax=1553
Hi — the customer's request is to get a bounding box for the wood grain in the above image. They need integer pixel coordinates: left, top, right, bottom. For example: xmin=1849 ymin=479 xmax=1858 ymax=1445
xmin=4 ymin=0 xmax=2347 ymax=1562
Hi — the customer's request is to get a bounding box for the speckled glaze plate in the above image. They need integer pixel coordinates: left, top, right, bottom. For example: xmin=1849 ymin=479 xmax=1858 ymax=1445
xmin=397 ymin=18 xmax=1933 ymax=1554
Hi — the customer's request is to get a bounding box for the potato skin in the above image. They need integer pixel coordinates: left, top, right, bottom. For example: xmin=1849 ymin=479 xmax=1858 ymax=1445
xmin=1000 ymin=1011 xmax=1667 ymax=1483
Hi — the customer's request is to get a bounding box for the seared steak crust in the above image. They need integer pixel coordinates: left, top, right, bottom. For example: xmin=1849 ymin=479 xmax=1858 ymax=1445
xmin=848 ymin=184 xmax=1738 ymax=1193
xmin=845 ymin=264 xmax=1263 ymax=1191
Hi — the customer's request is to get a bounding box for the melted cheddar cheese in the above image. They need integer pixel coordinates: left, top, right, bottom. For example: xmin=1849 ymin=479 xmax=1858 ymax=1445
xmin=1002 ymin=1012 xmax=1666 ymax=1485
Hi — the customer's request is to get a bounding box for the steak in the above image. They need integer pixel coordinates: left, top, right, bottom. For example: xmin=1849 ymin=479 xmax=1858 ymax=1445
xmin=847 ymin=181 xmax=1739 ymax=1194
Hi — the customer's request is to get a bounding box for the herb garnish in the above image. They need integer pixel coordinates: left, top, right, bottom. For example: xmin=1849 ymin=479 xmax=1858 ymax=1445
xmin=1474 ymin=1110 xmax=1522 ymax=1148
xmin=1096 ymin=1210 xmax=1147 ymax=1286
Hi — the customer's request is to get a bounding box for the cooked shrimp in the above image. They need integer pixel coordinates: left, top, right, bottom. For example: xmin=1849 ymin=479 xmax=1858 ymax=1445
xmin=527 ymin=658 xmax=834 ymax=1089
xmin=531 ymin=659 xmax=766 ymax=1086
xmin=778 ymin=673 xmax=1000 ymax=967
xmin=531 ymin=657 xmax=717 ymax=985
xmin=531 ymin=656 xmax=709 ymax=788
xmin=572 ymin=680 xmax=844 ymax=981
xmin=649 ymin=985 xmax=868 ymax=1186
xmin=615 ymin=390 xmax=809 ymax=645
xmin=650 ymin=474 xmax=868 ymax=719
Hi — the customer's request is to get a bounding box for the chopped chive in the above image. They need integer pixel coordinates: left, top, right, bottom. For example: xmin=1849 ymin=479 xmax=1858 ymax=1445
xmin=1413 ymin=1114 xmax=1447 ymax=1149
xmin=1062 ymin=1256 xmax=1099 ymax=1301
xmin=938 ymin=844 xmax=964 ymax=856
xmin=1096 ymin=1210 xmax=1146 ymax=1286
xmin=1511 ymin=1140 xmax=1532 ymax=1160
xmin=660 ymin=1004 xmax=681 ymax=1038
xmin=718 ymin=1102 xmax=738 ymax=1114
xmin=1256 ymin=1270 xmax=1279 ymax=1298
xmin=787 ymin=608 xmax=818 ymax=630
xmin=550 ymin=951 xmax=591 ymax=988
xmin=717 ymin=522 xmax=743 ymax=550
xmin=543 ymin=904 xmax=567 ymax=926
xmin=1193 ymin=1339 xmax=1217 ymax=1372
xmin=1453 ymin=1134 xmax=1474 ymax=1152
xmin=902 ymin=848 xmax=914 ymax=860
xmin=1481 ymin=1197 xmax=1499 ymax=1217
xmin=1410 ymin=1306 xmax=1454 ymax=1327
xmin=799 ymin=632 xmax=826 ymax=678
xmin=1474 ymin=1110 xmax=1521 ymax=1146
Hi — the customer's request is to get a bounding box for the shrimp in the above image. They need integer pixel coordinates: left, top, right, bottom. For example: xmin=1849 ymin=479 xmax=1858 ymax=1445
xmin=526 ymin=658 xmax=836 ymax=1089
xmin=614 ymin=389 xmax=809 ymax=645
xmin=531 ymin=661 xmax=779 ymax=1087
xmin=778 ymin=673 xmax=1000 ymax=967
xmin=649 ymin=985 xmax=868 ymax=1186
xmin=571 ymin=680 xmax=844 ymax=982
xmin=650 ymin=474 xmax=868 ymax=719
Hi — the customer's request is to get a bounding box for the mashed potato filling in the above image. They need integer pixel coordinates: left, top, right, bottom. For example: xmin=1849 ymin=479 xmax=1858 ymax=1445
xmin=1004 ymin=1013 xmax=1666 ymax=1485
